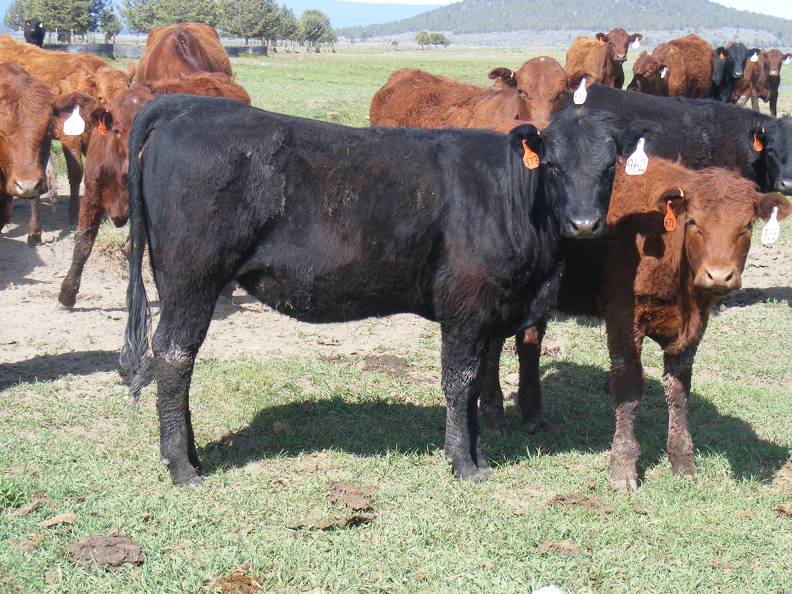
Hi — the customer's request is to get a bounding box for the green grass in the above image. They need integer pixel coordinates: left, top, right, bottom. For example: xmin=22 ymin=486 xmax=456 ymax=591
xmin=6 ymin=47 xmax=792 ymax=593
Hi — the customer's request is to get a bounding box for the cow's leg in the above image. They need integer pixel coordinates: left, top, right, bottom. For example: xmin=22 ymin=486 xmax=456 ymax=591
xmin=479 ymin=337 xmax=506 ymax=436
xmin=607 ymin=317 xmax=644 ymax=492
xmin=750 ymin=87 xmax=759 ymax=112
xmin=516 ymin=321 xmax=547 ymax=432
xmin=61 ymin=139 xmax=83 ymax=226
xmin=769 ymin=90 xmax=778 ymax=118
xmin=663 ymin=346 xmax=697 ymax=478
xmin=0 ymin=194 xmax=12 ymax=233
xmin=59 ymin=197 xmax=103 ymax=308
xmin=441 ymin=326 xmax=490 ymax=481
xmin=27 ymin=197 xmax=42 ymax=246
xmin=151 ymin=291 xmax=217 ymax=485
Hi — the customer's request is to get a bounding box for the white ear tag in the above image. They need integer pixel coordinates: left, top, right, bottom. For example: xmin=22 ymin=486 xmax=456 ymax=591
xmin=625 ymin=138 xmax=648 ymax=176
xmin=785 ymin=56 xmax=791 ymax=65
xmin=573 ymin=77 xmax=587 ymax=105
xmin=632 ymin=39 xmax=640 ymax=49
xmin=761 ymin=206 xmax=780 ymax=245
xmin=63 ymin=107 xmax=85 ymax=136
xmin=750 ymin=52 xmax=759 ymax=63
xmin=660 ymin=67 xmax=668 ymax=79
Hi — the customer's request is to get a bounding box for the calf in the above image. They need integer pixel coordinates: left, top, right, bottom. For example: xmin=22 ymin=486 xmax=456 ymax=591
xmin=560 ymin=83 xmax=792 ymax=194
xmin=23 ymin=19 xmax=45 ymax=47
xmin=710 ymin=42 xmax=760 ymax=102
xmin=0 ymin=63 xmax=92 ymax=245
xmin=121 ymin=97 xmax=649 ymax=485
xmin=58 ymin=73 xmax=250 ymax=308
xmin=605 ymin=28 xmax=644 ymax=89
xmin=734 ymin=49 xmax=791 ymax=117
xmin=133 ymin=23 xmax=232 ymax=83
xmin=627 ymin=34 xmax=713 ymax=98
xmin=480 ymin=159 xmax=791 ymax=490
xmin=565 ymin=29 xmax=642 ymax=89
xmin=766 ymin=49 xmax=792 ymax=117
xmin=370 ymin=57 xmax=569 ymax=130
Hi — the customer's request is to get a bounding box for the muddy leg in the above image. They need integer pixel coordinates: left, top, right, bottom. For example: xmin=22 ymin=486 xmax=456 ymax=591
xmin=664 ymin=347 xmax=697 ymax=478
xmin=59 ymin=202 xmax=103 ymax=308
xmin=441 ymin=326 xmax=490 ymax=481
xmin=479 ymin=337 xmax=507 ymax=436
xmin=516 ymin=322 xmax=547 ymax=432
xmin=607 ymin=320 xmax=644 ymax=492
xmin=27 ymin=197 xmax=42 ymax=246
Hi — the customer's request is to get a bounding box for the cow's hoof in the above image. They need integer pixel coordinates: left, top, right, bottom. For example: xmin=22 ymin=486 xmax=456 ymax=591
xmin=522 ymin=416 xmax=547 ymax=433
xmin=481 ymin=411 xmax=507 ymax=437
xmin=58 ymin=290 xmax=77 ymax=310
xmin=173 ymin=473 xmax=204 ymax=487
xmin=609 ymin=478 xmax=638 ymax=493
xmin=27 ymin=233 xmax=42 ymax=247
xmin=670 ymin=457 xmax=697 ymax=478
xmin=452 ymin=459 xmax=488 ymax=482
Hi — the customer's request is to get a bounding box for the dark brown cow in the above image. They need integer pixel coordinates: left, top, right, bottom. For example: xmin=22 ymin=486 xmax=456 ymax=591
xmin=565 ymin=29 xmax=642 ymax=88
xmin=734 ymin=49 xmax=791 ymax=117
xmin=370 ymin=57 xmax=569 ymax=130
xmin=479 ymin=158 xmax=791 ymax=491
xmin=0 ymin=63 xmax=92 ymax=245
xmin=58 ymin=73 xmax=250 ymax=308
xmin=0 ymin=35 xmax=129 ymax=225
xmin=133 ymin=23 xmax=232 ymax=83
xmin=627 ymin=34 xmax=713 ymax=98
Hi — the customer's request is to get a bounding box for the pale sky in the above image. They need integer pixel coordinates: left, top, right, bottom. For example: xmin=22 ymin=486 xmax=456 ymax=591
xmin=341 ymin=0 xmax=792 ymax=20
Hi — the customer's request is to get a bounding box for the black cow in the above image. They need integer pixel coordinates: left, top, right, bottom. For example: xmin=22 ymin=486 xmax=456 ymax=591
xmin=710 ymin=42 xmax=760 ymax=102
xmin=23 ymin=20 xmax=45 ymax=47
xmin=561 ymin=83 xmax=792 ymax=194
xmin=121 ymin=95 xmax=648 ymax=486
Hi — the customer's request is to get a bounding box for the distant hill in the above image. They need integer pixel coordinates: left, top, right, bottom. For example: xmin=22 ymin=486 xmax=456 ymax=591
xmin=287 ymin=0 xmax=443 ymax=29
xmin=340 ymin=0 xmax=792 ymax=42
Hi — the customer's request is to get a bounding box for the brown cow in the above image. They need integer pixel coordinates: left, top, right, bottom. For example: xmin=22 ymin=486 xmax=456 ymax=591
xmin=566 ymin=29 xmax=642 ymax=88
xmin=133 ymin=23 xmax=232 ymax=83
xmin=0 ymin=35 xmax=129 ymax=224
xmin=627 ymin=35 xmax=713 ymax=98
xmin=734 ymin=49 xmax=791 ymax=117
xmin=479 ymin=158 xmax=791 ymax=491
xmin=58 ymin=73 xmax=250 ymax=308
xmin=0 ymin=63 xmax=93 ymax=245
xmin=370 ymin=57 xmax=569 ymax=131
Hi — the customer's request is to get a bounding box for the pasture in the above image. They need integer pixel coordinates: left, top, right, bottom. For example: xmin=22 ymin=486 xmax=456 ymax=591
xmin=1 ymin=47 xmax=791 ymax=593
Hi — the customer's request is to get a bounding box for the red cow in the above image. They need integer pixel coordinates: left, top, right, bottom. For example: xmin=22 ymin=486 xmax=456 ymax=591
xmin=627 ymin=34 xmax=713 ymax=98
xmin=733 ymin=49 xmax=791 ymax=117
xmin=566 ymin=29 xmax=642 ymax=88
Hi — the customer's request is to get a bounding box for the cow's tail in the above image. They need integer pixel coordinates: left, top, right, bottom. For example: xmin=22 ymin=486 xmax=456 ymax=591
xmin=120 ymin=108 xmax=156 ymax=405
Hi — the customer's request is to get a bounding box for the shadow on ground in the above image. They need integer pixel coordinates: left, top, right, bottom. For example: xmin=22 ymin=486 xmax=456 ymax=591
xmin=721 ymin=287 xmax=792 ymax=308
xmin=197 ymin=359 xmax=788 ymax=485
xmin=0 ymin=350 xmax=120 ymax=390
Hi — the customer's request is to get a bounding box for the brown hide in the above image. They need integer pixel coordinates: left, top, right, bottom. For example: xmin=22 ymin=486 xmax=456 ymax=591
xmin=627 ymin=35 xmax=712 ymax=98
xmin=133 ymin=23 xmax=232 ymax=83
xmin=565 ymin=36 xmax=617 ymax=86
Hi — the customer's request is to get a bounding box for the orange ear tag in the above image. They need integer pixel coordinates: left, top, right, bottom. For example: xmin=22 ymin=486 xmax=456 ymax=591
xmin=753 ymin=133 xmax=763 ymax=152
xmin=664 ymin=200 xmax=677 ymax=232
xmin=97 ymin=120 xmax=109 ymax=136
xmin=719 ymin=51 xmax=726 ymax=60
xmin=521 ymin=139 xmax=539 ymax=169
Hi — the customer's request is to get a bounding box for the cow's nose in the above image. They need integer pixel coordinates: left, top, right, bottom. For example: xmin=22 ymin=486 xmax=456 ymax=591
xmin=776 ymin=178 xmax=792 ymax=195
xmin=568 ymin=217 xmax=605 ymax=238
xmin=734 ymin=69 xmax=744 ymax=78
xmin=699 ymin=266 xmax=741 ymax=293
xmin=13 ymin=179 xmax=43 ymax=198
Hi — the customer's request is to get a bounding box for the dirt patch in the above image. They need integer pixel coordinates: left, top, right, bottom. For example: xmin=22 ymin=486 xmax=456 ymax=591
xmin=536 ymin=540 xmax=583 ymax=555
xmin=202 ymin=570 xmax=265 ymax=594
xmin=328 ymin=482 xmax=374 ymax=511
xmin=544 ymin=492 xmax=613 ymax=515
xmin=65 ymin=534 xmax=144 ymax=568
xmin=773 ymin=459 xmax=792 ymax=494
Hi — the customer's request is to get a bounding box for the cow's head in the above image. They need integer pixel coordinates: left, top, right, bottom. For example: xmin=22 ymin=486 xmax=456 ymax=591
xmin=488 ymin=57 xmax=568 ymax=128
xmin=511 ymin=109 xmax=658 ymax=239
xmin=626 ymin=50 xmax=667 ymax=94
xmin=765 ymin=49 xmax=792 ymax=77
xmin=658 ymin=171 xmax=791 ymax=295
xmin=85 ymin=85 xmax=154 ymax=226
xmin=717 ymin=43 xmax=759 ymax=79
xmin=606 ymin=28 xmax=643 ymax=63
xmin=753 ymin=120 xmax=792 ymax=195
xmin=0 ymin=63 xmax=92 ymax=199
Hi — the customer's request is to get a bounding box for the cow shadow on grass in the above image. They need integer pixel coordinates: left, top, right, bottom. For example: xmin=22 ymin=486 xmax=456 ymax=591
xmin=720 ymin=287 xmax=792 ymax=309
xmin=197 ymin=360 xmax=788 ymax=484
xmin=0 ymin=350 xmax=120 ymax=390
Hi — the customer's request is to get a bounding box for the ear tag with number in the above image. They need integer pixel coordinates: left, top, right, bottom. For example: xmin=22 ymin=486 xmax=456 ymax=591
xmin=63 ymin=106 xmax=85 ymax=136
xmin=632 ymin=39 xmax=640 ymax=49
xmin=625 ymin=137 xmax=648 ymax=176
xmin=521 ymin=139 xmax=539 ymax=170
xmin=573 ymin=77 xmax=587 ymax=105
xmin=761 ymin=206 xmax=780 ymax=245
xmin=750 ymin=52 xmax=759 ymax=63
xmin=753 ymin=133 xmax=763 ymax=152
xmin=660 ymin=67 xmax=668 ymax=79
xmin=97 ymin=120 xmax=109 ymax=136
xmin=664 ymin=200 xmax=677 ymax=232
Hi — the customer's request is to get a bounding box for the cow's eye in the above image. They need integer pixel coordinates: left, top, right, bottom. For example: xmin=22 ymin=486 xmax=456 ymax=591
xmin=544 ymin=162 xmax=560 ymax=176
xmin=741 ymin=221 xmax=753 ymax=234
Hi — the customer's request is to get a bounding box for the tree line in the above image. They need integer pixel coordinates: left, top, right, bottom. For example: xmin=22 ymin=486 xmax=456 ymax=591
xmin=4 ymin=0 xmax=336 ymax=47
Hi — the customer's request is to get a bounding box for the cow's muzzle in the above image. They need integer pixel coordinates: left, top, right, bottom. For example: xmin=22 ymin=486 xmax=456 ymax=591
xmin=12 ymin=179 xmax=45 ymax=199
xmin=776 ymin=178 xmax=792 ymax=195
xmin=563 ymin=216 xmax=606 ymax=239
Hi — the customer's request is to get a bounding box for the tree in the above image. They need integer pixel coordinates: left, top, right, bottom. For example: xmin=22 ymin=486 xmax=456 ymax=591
xmin=276 ymin=5 xmax=297 ymax=48
xmin=298 ymin=9 xmax=331 ymax=48
xmin=415 ymin=30 xmax=429 ymax=49
xmin=99 ymin=8 xmax=121 ymax=42
xmin=5 ymin=0 xmax=45 ymax=30
xmin=124 ymin=0 xmax=218 ymax=32
xmin=428 ymin=32 xmax=450 ymax=48
xmin=123 ymin=0 xmax=155 ymax=32
xmin=218 ymin=0 xmax=277 ymax=45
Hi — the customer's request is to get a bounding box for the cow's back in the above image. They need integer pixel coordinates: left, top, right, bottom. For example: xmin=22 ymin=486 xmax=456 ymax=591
xmin=134 ymin=24 xmax=232 ymax=83
xmin=565 ymin=37 xmax=609 ymax=84
xmin=669 ymin=34 xmax=713 ymax=98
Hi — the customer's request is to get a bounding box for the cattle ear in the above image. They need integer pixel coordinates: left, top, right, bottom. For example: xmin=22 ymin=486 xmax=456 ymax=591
xmin=509 ymin=124 xmax=542 ymax=169
xmin=656 ymin=187 xmax=687 ymax=220
xmin=595 ymin=32 xmax=607 ymax=41
xmin=90 ymin=107 xmax=113 ymax=134
xmin=566 ymin=70 xmax=588 ymax=91
xmin=628 ymin=33 xmax=643 ymax=43
xmin=53 ymin=92 xmax=97 ymax=118
xmin=755 ymin=192 xmax=792 ymax=222
xmin=488 ymin=67 xmax=517 ymax=88
xmin=715 ymin=47 xmax=726 ymax=59
xmin=619 ymin=119 xmax=661 ymax=157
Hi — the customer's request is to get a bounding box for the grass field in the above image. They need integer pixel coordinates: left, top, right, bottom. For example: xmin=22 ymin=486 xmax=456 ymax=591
xmin=2 ymin=48 xmax=792 ymax=593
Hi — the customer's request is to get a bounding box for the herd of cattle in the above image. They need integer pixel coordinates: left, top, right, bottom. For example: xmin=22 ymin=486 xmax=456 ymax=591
xmin=0 ymin=24 xmax=790 ymax=490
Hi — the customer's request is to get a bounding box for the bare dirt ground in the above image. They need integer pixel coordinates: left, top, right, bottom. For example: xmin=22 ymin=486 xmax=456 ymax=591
xmin=1 ymin=189 xmax=789 ymax=390
xmin=0 ymin=193 xmax=433 ymax=389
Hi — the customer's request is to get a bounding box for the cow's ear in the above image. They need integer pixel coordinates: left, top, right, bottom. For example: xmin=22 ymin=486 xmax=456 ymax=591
xmin=715 ymin=46 xmax=726 ymax=59
xmin=595 ymin=32 xmax=607 ymax=42
xmin=488 ymin=67 xmax=517 ymax=88
xmin=90 ymin=107 xmax=114 ymax=134
xmin=566 ymin=70 xmax=588 ymax=91
xmin=509 ymin=124 xmax=542 ymax=169
xmin=619 ymin=119 xmax=661 ymax=157
xmin=655 ymin=187 xmax=687 ymax=219
xmin=755 ymin=192 xmax=792 ymax=222
xmin=628 ymin=33 xmax=643 ymax=43
xmin=749 ymin=126 xmax=767 ymax=153
xmin=53 ymin=92 xmax=97 ymax=118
